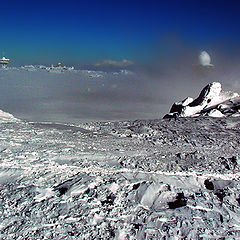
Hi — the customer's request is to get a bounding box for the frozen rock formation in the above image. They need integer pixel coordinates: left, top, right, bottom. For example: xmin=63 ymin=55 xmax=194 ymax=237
xmin=164 ymin=82 xmax=240 ymax=118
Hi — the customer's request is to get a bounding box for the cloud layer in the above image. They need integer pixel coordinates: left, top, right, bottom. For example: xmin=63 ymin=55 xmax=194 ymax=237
xmin=94 ymin=59 xmax=134 ymax=67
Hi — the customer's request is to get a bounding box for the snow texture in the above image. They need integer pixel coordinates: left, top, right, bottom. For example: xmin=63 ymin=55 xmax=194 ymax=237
xmin=0 ymin=108 xmax=240 ymax=239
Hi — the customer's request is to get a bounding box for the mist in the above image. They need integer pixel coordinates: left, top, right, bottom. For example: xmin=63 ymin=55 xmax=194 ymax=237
xmin=0 ymin=69 xmax=166 ymax=123
xmin=1 ymin=41 xmax=240 ymax=123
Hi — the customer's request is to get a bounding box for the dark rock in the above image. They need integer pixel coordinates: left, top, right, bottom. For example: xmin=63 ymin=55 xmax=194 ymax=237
xmin=168 ymin=193 xmax=187 ymax=209
xmin=101 ymin=194 xmax=116 ymax=206
xmin=215 ymin=189 xmax=226 ymax=202
xmin=204 ymin=179 xmax=214 ymax=190
xmin=163 ymin=113 xmax=179 ymax=119
xmin=132 ymin=183 xmax=141 ymax=190
xmin=58 ymin=186 xmax=69 ymax=196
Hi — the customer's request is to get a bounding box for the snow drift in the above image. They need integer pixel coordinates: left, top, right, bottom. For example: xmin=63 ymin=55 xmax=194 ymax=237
xmin=164 ymin=82 xmax=240 ymax=118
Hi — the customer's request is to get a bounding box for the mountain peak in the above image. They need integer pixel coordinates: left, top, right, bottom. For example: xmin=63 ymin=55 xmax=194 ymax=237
xmin=164 ymin=82 xmax=240 ymax=118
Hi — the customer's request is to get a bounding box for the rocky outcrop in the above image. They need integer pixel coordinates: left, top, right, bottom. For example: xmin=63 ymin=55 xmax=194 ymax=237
xmin=164 ymin=82 xmax=240 ymax=118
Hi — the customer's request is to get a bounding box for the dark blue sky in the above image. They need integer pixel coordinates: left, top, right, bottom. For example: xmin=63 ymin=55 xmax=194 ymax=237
xmin=1 ymin=0 xmax=240 ymax=66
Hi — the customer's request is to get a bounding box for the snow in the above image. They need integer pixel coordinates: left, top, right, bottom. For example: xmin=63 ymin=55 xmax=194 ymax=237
xmin=0 ymin=109 xmax=16 ymax=120
xmin=165 ymin=82 xmax=240 ymax=118
xmin=108 ymin=182 xmax=119 ymax=193
xmin=116 ymin=229 xmax=127 ymax=240
xmin=34 ymin=188 xmax=55 ymax=202
xmin=181 ymin=105 xmax=203 ymax=117
xmin=208 ymin=109 xmax=225 ymax=118
xmin=140 ymin=183 xmax=164 ymax=208
xmin=0 ymin=108 xmax=240 ymax=238
xmin=181 ymin=97 xmax=194 ymax=106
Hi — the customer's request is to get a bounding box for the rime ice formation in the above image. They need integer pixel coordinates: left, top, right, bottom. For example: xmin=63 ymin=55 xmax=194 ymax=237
xmin=164 ymin=82 xmax=240 ymax=118
xmin=199 ymin=51 xmax=214 ymax=67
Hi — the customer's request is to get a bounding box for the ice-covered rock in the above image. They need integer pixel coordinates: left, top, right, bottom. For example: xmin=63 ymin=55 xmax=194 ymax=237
xmin=164 ymin=82 xmax=240 ymax=118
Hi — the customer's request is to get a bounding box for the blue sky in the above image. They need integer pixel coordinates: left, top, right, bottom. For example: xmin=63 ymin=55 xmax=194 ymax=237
xmin=1 ymin=0 xmax=240 ymax=66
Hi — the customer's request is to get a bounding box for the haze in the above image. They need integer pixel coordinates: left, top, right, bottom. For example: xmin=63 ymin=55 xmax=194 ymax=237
xmin=1 ymin=0 xmax=240 ymax=123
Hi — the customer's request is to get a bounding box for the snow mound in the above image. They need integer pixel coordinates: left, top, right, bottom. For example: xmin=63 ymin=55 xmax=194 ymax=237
xmin=164 ymin=82 xmax=240 ymax=118
xmin=0 ymin=109 xmax=17 ymax=122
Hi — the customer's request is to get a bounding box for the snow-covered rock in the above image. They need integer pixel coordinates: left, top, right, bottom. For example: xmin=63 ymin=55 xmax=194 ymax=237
xmin=208 ymin=109 xmax=225 ymax=118
xmin=164 ymin=82 xmax=240 ymax=118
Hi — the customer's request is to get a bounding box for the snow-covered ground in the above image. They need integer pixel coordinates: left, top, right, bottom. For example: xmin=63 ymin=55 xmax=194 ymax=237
xmin=0 ymin=110 xmax=240 ymax=239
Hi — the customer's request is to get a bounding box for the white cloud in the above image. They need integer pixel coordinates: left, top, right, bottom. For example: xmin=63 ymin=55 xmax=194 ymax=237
xmin=94 ymin=59 xmax=134 ymax=67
